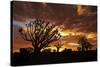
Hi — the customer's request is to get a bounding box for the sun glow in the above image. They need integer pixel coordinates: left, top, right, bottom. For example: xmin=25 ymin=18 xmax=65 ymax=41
xmin=86 ymin=33 xmax=96 ymax=39
xmin=58 ymin=30 xmax=96 ymax=40
xmin=58 ymin=30 xmax=77 ymax=36
xmin=59 ymin=31 xmax=69 ymax=36
xmin=21 ymin=24 xmax=96 ymax=40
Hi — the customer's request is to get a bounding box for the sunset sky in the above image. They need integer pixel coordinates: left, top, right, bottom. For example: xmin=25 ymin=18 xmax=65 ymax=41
xmin=12 ymin=1 xmax=97 ymax=52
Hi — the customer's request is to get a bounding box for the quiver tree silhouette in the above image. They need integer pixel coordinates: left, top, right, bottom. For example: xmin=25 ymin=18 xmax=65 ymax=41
xmin=18 ymin=19 xmax=61 ymax=54
xmin=78 ymin=36 xmax=92 ymax=51
xmin=54 ymin=41 xmax=64 ymax=52
xmin=85 ymin=42 xmax=92 ymax=51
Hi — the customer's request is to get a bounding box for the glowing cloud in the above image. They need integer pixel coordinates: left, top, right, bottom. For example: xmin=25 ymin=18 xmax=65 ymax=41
xmin=67 ymin=43 xmax=80 ymax=46
xmin=77 ymin=5 xmax=89 ymax=16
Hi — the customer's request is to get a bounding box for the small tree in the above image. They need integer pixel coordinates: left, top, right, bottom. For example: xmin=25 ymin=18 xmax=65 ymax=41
xmin=54 ymin=41 xmax=64 ymax=52
xmin=18 ymin=19 xmax=61 ymax=54
xmin=78 ymin=36 xmax=92 ymax=51
xmin=85 ymin=42 xmax=92 ymax=50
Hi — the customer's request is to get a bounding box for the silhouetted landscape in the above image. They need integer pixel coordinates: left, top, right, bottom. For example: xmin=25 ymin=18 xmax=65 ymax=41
xmin=11 ymin=1 xmax=97 ymax=66
xmin=11 ymin=48 xmax=97 ymax=66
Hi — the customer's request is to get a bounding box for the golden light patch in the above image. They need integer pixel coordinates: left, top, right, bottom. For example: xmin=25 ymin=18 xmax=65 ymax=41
xmin=77 ymin=5 xmax=87 ymax=16
xmin=59 ymin=31 xmax=69 ymax=36
xmin=77 ymin=5 xmax=82 ymax=15
xmin=86 ymin=33 xmax=96 ymax=39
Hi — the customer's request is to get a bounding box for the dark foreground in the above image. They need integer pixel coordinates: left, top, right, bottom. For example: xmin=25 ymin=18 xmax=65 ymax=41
xmin=11 ymin=50 xmax=97 ymax=66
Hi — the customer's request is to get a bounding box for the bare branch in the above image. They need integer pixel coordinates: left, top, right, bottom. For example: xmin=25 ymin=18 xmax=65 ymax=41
xmin=18 ymin=19 xmax=61 ymax=53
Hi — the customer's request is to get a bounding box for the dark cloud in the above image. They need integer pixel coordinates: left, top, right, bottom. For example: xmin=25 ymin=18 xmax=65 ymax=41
xmin=12 ymin=1 xmax=97 ymax=51
xmin=12 ymin=1 xmax=97 ymax=33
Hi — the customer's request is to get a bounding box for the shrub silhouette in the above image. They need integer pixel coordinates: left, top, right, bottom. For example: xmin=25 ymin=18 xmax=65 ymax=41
xmin=62 ymin=48 xmax=68 ymax=52
xmin=42 ymin=48 xmax=51 ymax=52
xmin=52 ymin=49 xmax=56 ymax=52
xmin=18 ymin=19 xmax=61 ymax=54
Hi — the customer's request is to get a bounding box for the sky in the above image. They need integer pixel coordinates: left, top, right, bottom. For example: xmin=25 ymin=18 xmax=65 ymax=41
xmin=12 ymin=1 xmax=97 ymax=52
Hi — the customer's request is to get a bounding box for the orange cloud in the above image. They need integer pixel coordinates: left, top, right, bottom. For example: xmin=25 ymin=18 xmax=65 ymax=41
xmin=77 ymin=5 xmax=90 ymax=16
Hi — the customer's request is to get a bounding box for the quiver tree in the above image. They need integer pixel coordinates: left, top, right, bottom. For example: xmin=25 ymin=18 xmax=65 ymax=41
xmin=18 ymin=19 xmax=61 ymax=54
xmin=54 ymin=41 xmax=64 ymax=52
xmin=78 ymin=36 xmax=92 ymax=51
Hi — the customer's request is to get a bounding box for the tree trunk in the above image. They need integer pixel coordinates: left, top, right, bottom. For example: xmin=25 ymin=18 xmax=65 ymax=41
xmin=57 ymin=48 xmax=59 ymax=52
xmin=32 ymin=42 xmax=41 ymax=55
xmin=82 ymin=45 xmax=85 ymax=51
xmin=34 ymin=47 xmax=41 ymax=55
